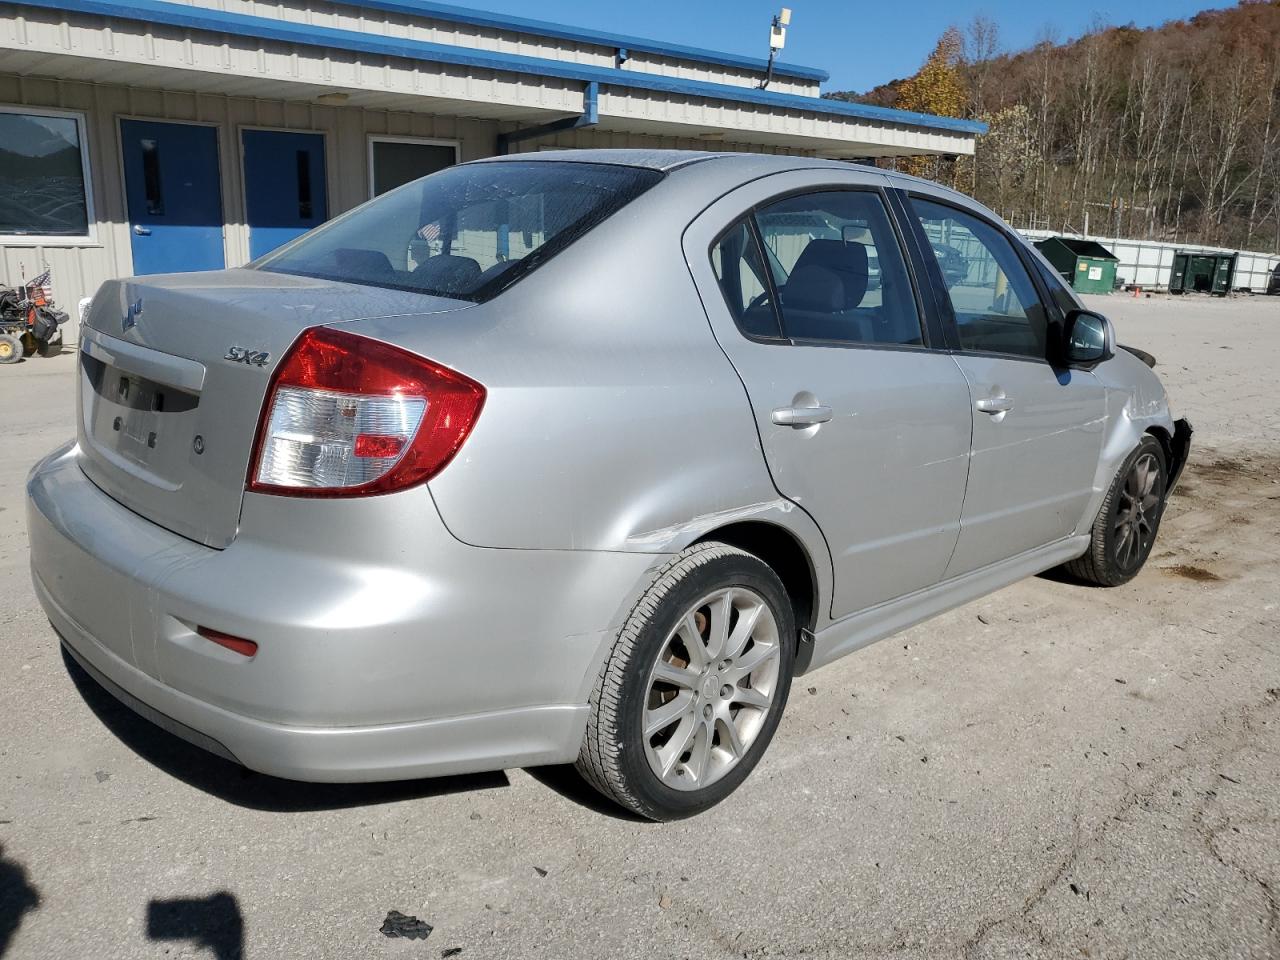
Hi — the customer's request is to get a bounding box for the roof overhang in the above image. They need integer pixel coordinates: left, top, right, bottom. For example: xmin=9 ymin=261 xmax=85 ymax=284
xmin=2 ymin=0 xmax=986 ymax=156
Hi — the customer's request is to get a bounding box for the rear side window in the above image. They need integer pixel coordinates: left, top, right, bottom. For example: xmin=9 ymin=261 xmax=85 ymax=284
xmin=258 ymin=161 xmax=663 ymax=302
xmin=711 ymin=220 xmax=782 ymax=339
xmin=754 ymin=191 xmax=923 ymax=346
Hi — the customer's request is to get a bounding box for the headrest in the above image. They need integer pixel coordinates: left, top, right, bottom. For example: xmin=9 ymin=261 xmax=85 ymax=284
xmin=782 ymin=265 xmax=845 ymax=313
xmin=411 ymin=254 xmax=482 ymax=293
xmin=328 ymin=248 xmax=394 ymax=279
xmin=791 ymin=239 xmax=869 ymax=310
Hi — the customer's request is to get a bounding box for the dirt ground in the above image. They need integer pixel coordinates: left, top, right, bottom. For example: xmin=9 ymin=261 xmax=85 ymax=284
xmin=1 ymin=291 xmax=1278 ymax=960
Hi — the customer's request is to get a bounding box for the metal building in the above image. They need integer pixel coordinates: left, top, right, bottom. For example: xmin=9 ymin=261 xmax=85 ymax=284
xmin=0 ymin=0 xmax=985 ymax=335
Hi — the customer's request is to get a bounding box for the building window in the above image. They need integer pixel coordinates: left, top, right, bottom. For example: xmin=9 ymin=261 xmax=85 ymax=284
xmin=0 ymin=106 xmax=94 ymax=240
xmin=367 ymin=136 xmax=458 ymax=198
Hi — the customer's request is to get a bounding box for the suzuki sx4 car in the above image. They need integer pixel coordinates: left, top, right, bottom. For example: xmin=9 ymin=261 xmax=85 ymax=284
xmin=28 ymin=151 xmax=1190 ymax=820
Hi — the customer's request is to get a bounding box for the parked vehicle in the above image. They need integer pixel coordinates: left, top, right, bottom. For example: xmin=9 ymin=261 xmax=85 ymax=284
xmin=0 ymin=275 xmax=66 ymax=363
xmin=28 ymin=152 xmax=1191 ymax=820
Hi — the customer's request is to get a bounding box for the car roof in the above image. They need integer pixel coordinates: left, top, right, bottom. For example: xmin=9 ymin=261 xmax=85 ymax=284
xmin=472 ymin=148 xmax=974 ymax=203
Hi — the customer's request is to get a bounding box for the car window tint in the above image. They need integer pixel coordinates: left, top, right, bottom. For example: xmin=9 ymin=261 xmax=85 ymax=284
xmin=711 ymin=220 xmax=782 ymax=339
xmin=753 ymin=191 xmax=923 ymax=347
xmin=1033 ymin=256 xmax=1081 ymax=317
xmin=258 ymin=161 xmax=662 ymax=303
xmin=911 ymin=198 xmax=1049 ymax=359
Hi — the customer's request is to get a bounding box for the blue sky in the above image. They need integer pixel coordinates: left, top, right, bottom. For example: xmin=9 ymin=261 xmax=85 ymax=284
xmin=470 ymin=0 xmax=1237 ymax=91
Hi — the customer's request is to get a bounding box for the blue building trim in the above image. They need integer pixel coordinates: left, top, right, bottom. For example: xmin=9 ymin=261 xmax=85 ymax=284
xmin=17 ymin=0 xmax=988 ymax=136
xmin=344 ymin=0 xmax=830 ymax=83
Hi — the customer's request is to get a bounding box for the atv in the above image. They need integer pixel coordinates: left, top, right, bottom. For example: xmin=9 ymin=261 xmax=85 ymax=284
xmin=0 ymin=282 xmax=66 ymax=363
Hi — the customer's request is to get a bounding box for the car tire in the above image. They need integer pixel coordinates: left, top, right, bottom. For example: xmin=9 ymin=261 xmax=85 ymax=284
xmin=1065 ymin=435 xmax=1167 ymax=587
xmin=0 ymin=334 xmax=23 ymax=364
xmin=576 ymin=542 xmax=796 ymax=821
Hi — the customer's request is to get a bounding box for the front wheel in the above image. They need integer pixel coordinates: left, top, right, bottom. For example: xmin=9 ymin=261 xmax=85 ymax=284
xmin=0 ymin=334 xmax=23 ymax=364
xmin=1065 ymin=435 xmax=1167 ymax=586
xmin=576 ymin=543 xmax=796 ymax=820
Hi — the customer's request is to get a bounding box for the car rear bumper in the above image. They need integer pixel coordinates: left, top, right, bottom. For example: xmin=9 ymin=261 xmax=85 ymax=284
xmin=27 ymin=441 xmax=664 ymax=782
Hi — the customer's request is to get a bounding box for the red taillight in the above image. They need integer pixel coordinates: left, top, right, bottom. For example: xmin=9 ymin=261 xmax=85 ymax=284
xmin=247 ymin=327 xmax=485 ymax=497
xmin=197 ymin=626 xmax=259 ymax=658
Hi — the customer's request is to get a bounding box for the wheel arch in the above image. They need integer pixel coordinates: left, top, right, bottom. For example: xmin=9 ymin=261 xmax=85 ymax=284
xmin=692 ymin=520 xmax=819 ymax=672
xmin=1146 ymin=419 xmax=1193 ymax=494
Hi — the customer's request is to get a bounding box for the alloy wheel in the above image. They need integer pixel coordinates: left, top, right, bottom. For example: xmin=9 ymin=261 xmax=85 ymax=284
xmin=642 ymin=587 xmax=781 ymax=791
xmin=1113 ymin=452 xmax=1162 ymax=572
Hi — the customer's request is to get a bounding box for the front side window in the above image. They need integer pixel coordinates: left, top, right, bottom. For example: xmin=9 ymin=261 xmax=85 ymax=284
xmin=0 ymin=107 xmax=91 ymax=238
xmin=911 ymin=198 xmax=1049 ymax=359
xmin=753 ymin=191 xmax=923 ymax=346
xmin=1033 ymin=256 xmax=1081 ymax=318
xmin=259 ymin=161 xmax=663 ymax=302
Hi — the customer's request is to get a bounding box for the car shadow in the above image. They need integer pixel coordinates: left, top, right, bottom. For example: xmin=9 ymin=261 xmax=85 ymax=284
xmin=0 ymin=845 xmax=41 ymax=959
xmin=147 ymin=892 xmax=242 ymax=960
xmin=1036 ymin=565 xmax=1087 ymax=586
xmin=62 ymin=647 xmax=509 ymax=812
xmin=524 ymin=765 xmax=649 ymax=822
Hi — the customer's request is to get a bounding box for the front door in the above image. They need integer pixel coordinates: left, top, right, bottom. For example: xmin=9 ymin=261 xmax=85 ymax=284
xmin=908 ymin=196 xmax=1106 ymax=577
xmin=242 ymin=129 xmax=328 ymax=259
xmin=687 ymin=173 xmax=973 ymax=620
xmin=120 ymin=120 xmax=224 ymax=275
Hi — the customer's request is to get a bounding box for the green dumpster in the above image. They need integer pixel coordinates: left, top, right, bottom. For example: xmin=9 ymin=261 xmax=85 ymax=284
xmin=1169 ymin=251 xmax=1236 ymax=295
xmin=1034 ymin=237 xmax=1119 ymax=295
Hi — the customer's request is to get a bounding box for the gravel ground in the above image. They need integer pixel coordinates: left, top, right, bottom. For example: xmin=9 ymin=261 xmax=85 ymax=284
xmin=1 ymin=292 xmax=1278 ymax=960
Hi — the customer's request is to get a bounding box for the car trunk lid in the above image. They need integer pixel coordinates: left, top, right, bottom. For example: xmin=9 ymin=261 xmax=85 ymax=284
xmin=77 ymin=269 xmax=469 ymax=548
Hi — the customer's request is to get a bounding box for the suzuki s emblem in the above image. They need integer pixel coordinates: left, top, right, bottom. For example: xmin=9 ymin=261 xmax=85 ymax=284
xmin=225 ymin=346 xmax=271 ymax=367
xmin=122 ymin=298 xmax=142 ymax=333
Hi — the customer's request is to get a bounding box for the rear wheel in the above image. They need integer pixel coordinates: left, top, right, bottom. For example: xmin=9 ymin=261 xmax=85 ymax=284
xmin=0 ymin=334 xmax=22 ymax=364
xmin=1065 ymin=435 xmax=1167 ymax=586
xmin=576 ymin=542 xmax=795 ymax=820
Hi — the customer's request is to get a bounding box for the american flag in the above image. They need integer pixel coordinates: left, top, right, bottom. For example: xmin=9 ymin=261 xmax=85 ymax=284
xmin=417 ymin=222 xmax=441 ymax=242
xmin=26 ymin=268 xmax=52 ymax=305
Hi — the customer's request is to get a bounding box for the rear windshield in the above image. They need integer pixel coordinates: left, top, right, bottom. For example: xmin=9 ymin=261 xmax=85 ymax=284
xmin=257 ymin=160 xmax=663 ymax=302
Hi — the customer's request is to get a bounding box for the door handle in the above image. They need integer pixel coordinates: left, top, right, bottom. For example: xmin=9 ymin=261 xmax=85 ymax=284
xmin=772 ymin=404 xmax=833 ymax=427
xmin=133 ymin=225 xmax=152 ymax=236
xmin=975 ymin=396 xmax=1015 ymax=414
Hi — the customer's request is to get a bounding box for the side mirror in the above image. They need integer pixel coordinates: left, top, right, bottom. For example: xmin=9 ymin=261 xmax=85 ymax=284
xmin=1062 ymin=309 xmax=1114 ymax=367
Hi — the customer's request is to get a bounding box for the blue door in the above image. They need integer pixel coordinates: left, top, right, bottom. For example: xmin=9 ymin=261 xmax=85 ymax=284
xmin=242 ymin=130 xmax=328 ymax=260
xmin=121 ymin=120 xmax=225 ymax=275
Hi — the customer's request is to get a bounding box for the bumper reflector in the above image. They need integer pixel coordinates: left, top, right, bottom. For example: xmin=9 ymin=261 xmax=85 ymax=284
xmin=197 ymin=626 xmax=259 ymax=658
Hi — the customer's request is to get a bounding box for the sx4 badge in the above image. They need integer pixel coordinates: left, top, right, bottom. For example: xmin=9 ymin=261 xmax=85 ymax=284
xmin=225 ymin=346 xmax=271 ymax=367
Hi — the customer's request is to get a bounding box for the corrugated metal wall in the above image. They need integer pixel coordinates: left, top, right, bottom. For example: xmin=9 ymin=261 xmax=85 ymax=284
xmin=1020 ymin=229 xmax=1280 ymax=293
xmin=1 ymin=74 xmax=813 ymax=339
xmin=171 ymin=0 xmax=820 ymax=96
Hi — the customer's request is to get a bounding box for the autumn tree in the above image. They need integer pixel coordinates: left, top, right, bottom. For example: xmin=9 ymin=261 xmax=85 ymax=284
xmin=896 ymin=27 xmax=969 ymax=180
xmin=832 ymin=4 xmax=1280 ymax=251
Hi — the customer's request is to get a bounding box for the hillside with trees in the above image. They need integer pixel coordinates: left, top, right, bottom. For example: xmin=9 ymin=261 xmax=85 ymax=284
xmin=825 ymin=1 xmax=1280 ymax=252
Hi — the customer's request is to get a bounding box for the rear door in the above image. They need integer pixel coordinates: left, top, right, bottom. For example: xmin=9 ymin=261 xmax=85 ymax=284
xmin=684 ymin=170 xmax=972 ymax=620
xmin=242 ymin=129 xmax=328 ymax=259
xmin=120 ymin=120 xmax=225 ymax=275
xmin=905 ymin=193 xmax=1106 ymax=576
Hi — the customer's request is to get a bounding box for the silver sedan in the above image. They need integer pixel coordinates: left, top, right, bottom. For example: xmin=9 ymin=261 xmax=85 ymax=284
xmin=27 ymin=150 xmax=1191 ymax=820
